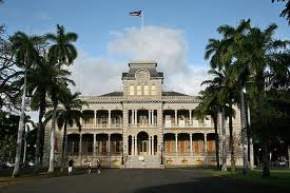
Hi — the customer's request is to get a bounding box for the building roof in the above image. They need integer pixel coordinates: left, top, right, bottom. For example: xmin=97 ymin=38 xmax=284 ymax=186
xmin=162 ymin=91 xmax=189 ymax=96
xmin=99 ymin=91 xmax=189 ymax=97
xmin=99 ymin=91 xmax=123 ymax=97
xmin=122 ymin=62 xmax=164 ymax=80
xmin=122 ymin=70 xmax=164 ymax=79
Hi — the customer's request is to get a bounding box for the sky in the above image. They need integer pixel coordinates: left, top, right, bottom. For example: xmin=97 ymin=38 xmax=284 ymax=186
xmin=1 ymin=0 xmax=290 ymax=96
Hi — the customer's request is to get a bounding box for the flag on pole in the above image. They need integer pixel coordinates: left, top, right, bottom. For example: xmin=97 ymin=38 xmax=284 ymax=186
xmin=129 ymin=10 xmax=142 ymax=17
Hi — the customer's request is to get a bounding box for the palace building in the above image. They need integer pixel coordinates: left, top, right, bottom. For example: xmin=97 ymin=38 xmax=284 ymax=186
xmin=44 ymin=61 xmax=243 ymax=168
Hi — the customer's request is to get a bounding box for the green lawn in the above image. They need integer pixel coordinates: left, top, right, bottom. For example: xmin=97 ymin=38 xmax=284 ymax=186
xmin=209 ymin=168 xmax=290 ymax=191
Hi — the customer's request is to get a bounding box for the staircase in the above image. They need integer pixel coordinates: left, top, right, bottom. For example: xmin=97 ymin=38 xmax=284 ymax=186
xmin=125 ymin=155 xmax=163 ymax=168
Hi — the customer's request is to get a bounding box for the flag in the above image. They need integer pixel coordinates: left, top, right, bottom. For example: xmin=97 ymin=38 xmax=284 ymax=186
xmin=129 ymin=10 xmax=142 ymax=17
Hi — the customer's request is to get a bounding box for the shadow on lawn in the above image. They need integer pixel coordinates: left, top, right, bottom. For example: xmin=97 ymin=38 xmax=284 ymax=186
xmin=134 ymin=176 xmax=290 ymax=193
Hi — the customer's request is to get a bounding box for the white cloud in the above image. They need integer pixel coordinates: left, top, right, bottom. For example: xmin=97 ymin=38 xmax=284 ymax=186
xmin=71 ymin=26 xmax=209 ymax=96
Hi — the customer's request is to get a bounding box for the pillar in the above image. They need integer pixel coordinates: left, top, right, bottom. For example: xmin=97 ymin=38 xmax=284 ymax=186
xmin=175 ymin=133 xmax=178 ymax=154
xmin=94 ymin=110 xmax=97 ymax=128
xmin=134 ymin=136 xmax=137 ymax=155
xmin=123 ymin=135 xmax=128 ymax=156
xmin=148 ymin=110 xmax=151 ymax=126
xmin=131 ymin=110 xmax=132 ymax=126
xmin=204 ymin=134 xmax=208 ymax=154
xmin=151 ymin=136 xmax=154 ymax=155
xmin=153 ymin=110 xmax=156 ymax=126
xmin=107 ymin=134 xmax=111 ymax=155
xmin=189 ymin=110 xmax=192 ymax=126
xmin=135 ymin=109 xmax=137 ymax=126
xmin=79 ymin=134 xmax=82 ymax=157
xmin=130 ymin=136 xmax=134 ymax=156
xmin=108 ymin=110 xmax=111 ymax=128
xmin=175 ymin=110 xmax=178 ymax=126
xmin=149 ymin=136 xmax=152 ymax=155
xmin=93 ymin=134 xmax=96 ymax=156
xmin=190 ymin=133 xmax=193 ymax=155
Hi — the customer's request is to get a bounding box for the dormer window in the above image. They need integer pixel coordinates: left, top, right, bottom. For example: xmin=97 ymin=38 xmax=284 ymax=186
xmin=151 ymin=85 xmax=156 ymax=95
xmin=144 ymin=85 xmax=149 ymax=95
xmin=137 ymin=85 xmax=142 ymax=95
xmin=129 ymin=85 xmax=135 ymax=95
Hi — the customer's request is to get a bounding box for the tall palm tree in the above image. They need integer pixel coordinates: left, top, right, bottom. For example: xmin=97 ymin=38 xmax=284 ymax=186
xmin=195 ymin=86 xmax=221 ymax=170
xmin=46 ymin=25 xmax=78 ymax=173
xmin=45 ymin=90 xmax=84 ymax=172
xmin=216 ymin=20 xmax=288 ymax=176
xmin=201 ymin=68 xmax=237 ymax=172
xmin=9 ymin=32 xmax=41 ymax=177
xmin=27 ymin=56 xmax=74 ymax=172
xmin=46 ymin=24 xmax=78 ymax=67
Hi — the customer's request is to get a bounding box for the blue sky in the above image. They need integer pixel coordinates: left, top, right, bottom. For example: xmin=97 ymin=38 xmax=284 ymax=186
xmin=1 ymin=0 xmax=290 ymax=95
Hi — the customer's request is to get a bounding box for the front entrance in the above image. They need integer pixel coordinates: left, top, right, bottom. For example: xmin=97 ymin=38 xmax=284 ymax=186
xmin=137 ymin=131 xmax=149 ymax=155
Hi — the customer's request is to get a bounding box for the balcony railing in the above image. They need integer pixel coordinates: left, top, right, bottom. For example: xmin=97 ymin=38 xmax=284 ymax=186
xmin=163 ymin=120 xmax=212 ymax=128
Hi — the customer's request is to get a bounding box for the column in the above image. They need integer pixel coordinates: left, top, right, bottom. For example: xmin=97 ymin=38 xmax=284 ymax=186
xmin=149 ymin=136 xmax=152 ymax=155
xmin=107 ymin=134 xmax=111 ymax=155
xmin=190 ymin=133 xmax=193 ymax=155
xmin=153 ymin=110 xmax=155 ymax=126
xmin=134 ymin=136 xmax=137 ymax=155
xmin=108 ymin=110 xmax=111 ymax=128
xmin=79 ymin=134 xmax=82 ymax=157
xmin=130 ymin=110 xmax=133 ymax=126
xmin=148 ymin=110 xmax=151 ymax=126
xmin=94 ymin=110 xmax=97 ymax=128
xmin=152 ymin=136 xmax=155 ymax=155
xmin=204 ymin=133 xmax=208 ymax=154
xmin=175 ymin=133 xmax=178 ymax=154
xmin=93 ymin=134 xmax=96 ymax=156
xmin=130 ymin=136 xmax=134 ymax=155
xmin=189 ymin=110 xmax=192 ymax=126
xmin=175 ymin=110 xmax=178 ymax=127
xmin=134 ymin=109 xmax=137 ymax=126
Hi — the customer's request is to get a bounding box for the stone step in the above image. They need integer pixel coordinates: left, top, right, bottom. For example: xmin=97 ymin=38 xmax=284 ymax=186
xmin=125 ymin=155 xmax=163 ymax=168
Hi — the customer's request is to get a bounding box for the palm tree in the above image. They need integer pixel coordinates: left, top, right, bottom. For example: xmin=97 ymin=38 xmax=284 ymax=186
xmin=45 ymin=90 xmax=84 ymax=172
xmin=9 ymin=32 xmax=42 ymax=177
xmin=215 ymin=20 xmax=288 ymax=176
xmin=208 ymin=20 xmax=251 ymax=174
xmin=46 ymin=25 xmax=78 ymax=173
xmin=200 ymin=68 xmax=238 ymax=172
xmin=46 ymin=24 xmax=78 ymax=67
xmin=272 ymin=0 xmax=290 ymax=24
xmin=195 ymin=86 xmax=221 ymax=170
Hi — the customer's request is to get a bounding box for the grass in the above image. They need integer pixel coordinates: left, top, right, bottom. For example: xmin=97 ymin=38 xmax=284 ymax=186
xmin=207 ymin=168 xmax=290 ymax=191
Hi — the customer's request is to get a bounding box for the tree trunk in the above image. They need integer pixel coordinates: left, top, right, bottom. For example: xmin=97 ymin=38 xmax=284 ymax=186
xmin=229 ymin=101 xmax=236 ymax=173
xmin=213 ymin=115 xmax=220 ymax=170
xmin=48 ymin=103 xmax=57 ymax=173
xmin=12 ymin=70 xmax=27 ymax=177
xmin=262 ymin=141 xmax=270 ymax=177
xmin=34 ymin=90 xmax=46 ymax=173
xmin=288 ymin=144 xmax=290 ymax=168
xmin=240 ymin=89 xmax=249 ymax=175
xmin=246 ymin=104 xmax=254 ymax=170
xmin=219 ymin=108 xmax=227 ymax=171
xmin=61 ymin=123 xmax=68 ymax=172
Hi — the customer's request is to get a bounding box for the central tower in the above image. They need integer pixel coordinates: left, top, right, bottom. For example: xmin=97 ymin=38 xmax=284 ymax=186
xmin=122 ymin=61 xmax=164 ymax=98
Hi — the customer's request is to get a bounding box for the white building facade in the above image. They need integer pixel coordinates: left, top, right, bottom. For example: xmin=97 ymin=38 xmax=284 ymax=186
xmin=44 ymin=61 xmax=243 ymax=168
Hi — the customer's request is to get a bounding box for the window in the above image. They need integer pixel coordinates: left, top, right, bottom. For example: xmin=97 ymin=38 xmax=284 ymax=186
xmin=137 ymin=85 xmax=142 ymax=95
xmin=144 ymin=85 xmax=149 ymax=95
xmin=151 ymin=85 xmax=156 ymax=95
xmin=129 ymin=85 xmax=135 ymax=95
